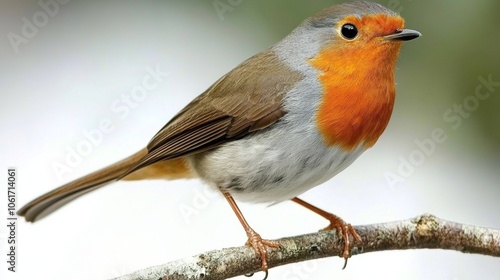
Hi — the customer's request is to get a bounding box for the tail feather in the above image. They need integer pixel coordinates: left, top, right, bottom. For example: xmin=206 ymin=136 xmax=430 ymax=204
xmin=17 ymin=148 xmax=148 ymax=222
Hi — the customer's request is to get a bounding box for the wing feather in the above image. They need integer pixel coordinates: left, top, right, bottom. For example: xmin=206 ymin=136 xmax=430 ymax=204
xmin=124 ymin=50 xmax=302 ymax=176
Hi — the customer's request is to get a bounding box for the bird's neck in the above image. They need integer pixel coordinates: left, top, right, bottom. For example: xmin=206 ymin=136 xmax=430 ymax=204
xmin=310 ymin=43 xmax=400 ymax=150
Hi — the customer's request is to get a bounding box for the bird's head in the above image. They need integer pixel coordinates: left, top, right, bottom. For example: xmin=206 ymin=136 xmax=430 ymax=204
xmin=287 ymin=1 xmax=421 ymax=150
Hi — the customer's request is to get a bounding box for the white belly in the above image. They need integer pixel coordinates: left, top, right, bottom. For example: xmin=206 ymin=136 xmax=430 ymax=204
xmin=189 ymin=118 xmax=366 ymax=204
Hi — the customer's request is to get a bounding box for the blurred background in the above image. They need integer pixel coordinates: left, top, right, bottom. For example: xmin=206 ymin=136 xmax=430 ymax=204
xmin=0 ymin=0 xmax=499 ymax=279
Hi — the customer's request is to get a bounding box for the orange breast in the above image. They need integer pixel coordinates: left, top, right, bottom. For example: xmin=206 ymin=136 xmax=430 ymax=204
xmin=310 ymin=32 xmax=401 ymax=150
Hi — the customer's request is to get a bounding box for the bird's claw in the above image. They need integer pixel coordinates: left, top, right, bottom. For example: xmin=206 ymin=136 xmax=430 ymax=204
xmin=321 ymin=214 xmax=362 ymax=268
xmin=245 ymin=228 xmax=280 ymax=273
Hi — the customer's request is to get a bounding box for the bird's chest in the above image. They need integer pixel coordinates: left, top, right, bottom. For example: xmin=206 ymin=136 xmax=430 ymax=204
xmin=315 ymin=86 xmax=395 ymax=151
xmin=310 ymin=42 xmax=397 ymax=151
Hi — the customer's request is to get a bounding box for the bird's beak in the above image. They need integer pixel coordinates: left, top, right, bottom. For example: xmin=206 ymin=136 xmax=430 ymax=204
xmin=384 ymin=29 xmax=421 ymax=41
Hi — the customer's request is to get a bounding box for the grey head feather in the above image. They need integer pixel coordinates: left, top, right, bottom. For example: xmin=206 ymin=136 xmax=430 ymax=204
xmin=306 ymin=1 xmax=398 ymax=28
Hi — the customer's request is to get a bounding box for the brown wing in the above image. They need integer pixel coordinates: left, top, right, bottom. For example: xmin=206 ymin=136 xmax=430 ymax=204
xmin=124 ymin=49 xmax=302 ymax=175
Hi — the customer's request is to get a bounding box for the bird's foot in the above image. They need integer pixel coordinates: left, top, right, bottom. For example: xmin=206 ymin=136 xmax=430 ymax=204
xmin=245 ymin=227 xmax=280 ymax=273
xmin=321 ymin=214 xmax=362 ymax=269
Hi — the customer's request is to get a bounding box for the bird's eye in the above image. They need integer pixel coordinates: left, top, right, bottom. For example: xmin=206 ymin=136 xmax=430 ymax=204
xmin=340 ymin=23 xmax=358 ymax=40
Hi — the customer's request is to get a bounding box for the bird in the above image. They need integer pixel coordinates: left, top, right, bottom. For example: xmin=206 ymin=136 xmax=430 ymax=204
xmin=18 ymin=1 xmax=420 ymax=274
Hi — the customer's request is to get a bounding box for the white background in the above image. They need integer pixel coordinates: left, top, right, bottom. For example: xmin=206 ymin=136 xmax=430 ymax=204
xmin=1 ymin=1 xmax=499 ymax=280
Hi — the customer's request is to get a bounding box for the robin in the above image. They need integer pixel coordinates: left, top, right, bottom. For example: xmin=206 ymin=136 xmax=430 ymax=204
xmin=18 ymin=1 xmax=420 ymax=274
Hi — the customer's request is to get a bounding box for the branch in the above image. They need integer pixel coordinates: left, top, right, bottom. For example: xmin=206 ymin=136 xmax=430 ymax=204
xmin=112 ymin=214 xmax=500 ymax=280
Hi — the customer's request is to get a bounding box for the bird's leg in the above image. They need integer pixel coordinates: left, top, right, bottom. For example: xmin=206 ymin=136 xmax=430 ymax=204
xmin=291 ymin=197 xmax=361 ymax=268
xmin=223 ymin=192 xmax=280 ymax=272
